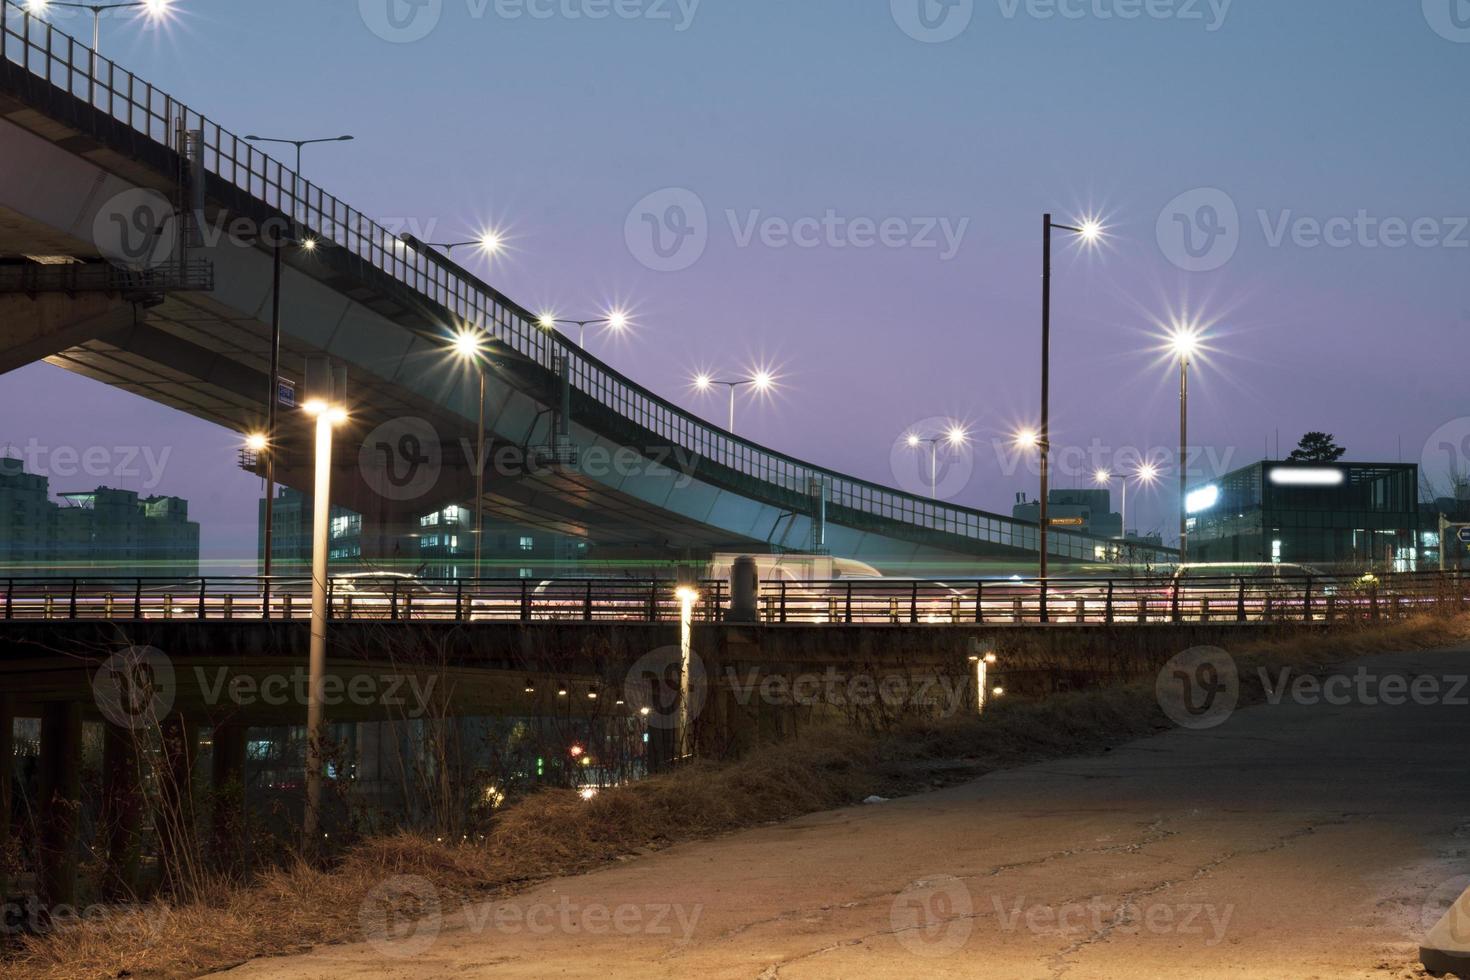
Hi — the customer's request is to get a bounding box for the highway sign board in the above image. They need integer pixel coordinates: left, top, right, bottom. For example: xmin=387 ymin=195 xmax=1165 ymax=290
xmin=1457 ymin=526 xmax=1470 ymax=545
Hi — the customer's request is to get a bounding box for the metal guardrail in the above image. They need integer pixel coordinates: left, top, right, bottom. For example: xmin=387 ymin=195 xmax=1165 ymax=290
xmin=1 ymin=572 xmax=1464 ymax=626
xmin=0 ymin=0 xmax=1171 ymax=566
xmin=0 ymin=259 xmax=213 ymax=297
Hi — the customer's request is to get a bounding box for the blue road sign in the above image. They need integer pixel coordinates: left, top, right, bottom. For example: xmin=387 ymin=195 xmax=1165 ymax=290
xmin=277 ymin=378 xmax=295 ymax=408
xmin=1456 ymin=527 xmax=1470 ymax=545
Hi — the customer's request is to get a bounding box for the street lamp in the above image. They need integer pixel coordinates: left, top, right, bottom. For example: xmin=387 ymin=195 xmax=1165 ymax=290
xmin=693 ymin=371 xmax=774 ymax=434
xmin=538 ymin=310 xmax=629 ymax=349
xmin=26 ymin=0 xmax=173 ymax=53
xmin=243 ymin=133 xmax=355 ymax=177
xmin=1169 ymin=324 xmax=1203 ymax=562
xmin=1094 ymin=462 xmax=1164 ymax=542
xmin=300 ymin=360 xmax=346 ymax=850
xmin=451 ymin=328 xmax=490 ymax=578
xmin=403 ymin=231 xmax=502 ymax=259
xmin=906 ymin=425 xmax=969 ymax=500
xmin=260 ymin=231 xmax=321 ymax=587
xmin=1038 ymin=213 xmax=1104 ymax=587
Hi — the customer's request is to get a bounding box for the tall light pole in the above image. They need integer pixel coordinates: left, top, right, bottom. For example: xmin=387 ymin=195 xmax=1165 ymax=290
xmin=452 ymin=329 xmax=489 ymax=578
xmin=401 ymin=232 xmax=502 ymax=261
xmin=243 ymin=133 xmax=355 ymax=178
xmin=301 ymin=361 xmax=346 ymax=850
xmin=907 ymin=425 xmax=970 ymax=500
xmin=1169 ymin=325 xmax=1202 ymax=563
xmin=538 ymin=311 xmax=630 ymax=350
xmin=1039 ymin=214 xmax=1103 ymax=585
xmin=258 ymin=233 xmax=319 ymax=587
xmin=693 ymin=372 xmax=774 ymax=434
xmin=26 ymin=0 xmax=173 ymax=53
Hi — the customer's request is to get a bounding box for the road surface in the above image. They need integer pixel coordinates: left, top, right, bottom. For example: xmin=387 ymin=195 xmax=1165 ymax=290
xmin=221 ymin=646 xmax=1470 ymax=979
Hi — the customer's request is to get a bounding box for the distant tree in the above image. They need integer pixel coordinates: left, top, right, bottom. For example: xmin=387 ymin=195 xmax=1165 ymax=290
xmin=1287 ymin=432 xmax=1346 ymax=463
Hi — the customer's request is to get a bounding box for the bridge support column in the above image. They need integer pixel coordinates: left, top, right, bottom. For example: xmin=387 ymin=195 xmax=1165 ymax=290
xmin=210 ymin=721 xmax=248 ymax=876
xmin=101 ymin=723 xmax=144 ymax=899
xmin=0 ymin=695 xmax=12 ymax=899
xmin=38 ymin=701 xmax=82 ymax=906
xmin=155 ymin=714 xmax=198 ymax=895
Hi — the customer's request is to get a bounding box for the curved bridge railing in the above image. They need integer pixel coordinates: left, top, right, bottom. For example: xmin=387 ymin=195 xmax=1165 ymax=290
xmin=1 ymin=1 xmax=1174 ymax=565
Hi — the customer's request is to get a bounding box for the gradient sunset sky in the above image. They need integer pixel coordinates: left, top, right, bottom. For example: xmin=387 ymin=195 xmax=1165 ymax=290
xmin=3 ymin=0 xmax=1467 ymax=567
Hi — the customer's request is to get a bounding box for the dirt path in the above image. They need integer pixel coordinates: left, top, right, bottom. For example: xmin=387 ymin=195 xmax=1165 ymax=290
xmin=219 ymin=647 xmax=1470 ymax=979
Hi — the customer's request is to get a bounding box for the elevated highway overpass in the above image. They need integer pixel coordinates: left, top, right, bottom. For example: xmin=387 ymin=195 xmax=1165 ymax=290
xmin=0 ymin=1 xmax=1175 ymax=575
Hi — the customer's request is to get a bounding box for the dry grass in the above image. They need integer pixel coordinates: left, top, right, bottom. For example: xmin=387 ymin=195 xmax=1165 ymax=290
xmin=9 ymin=613 xmax=1468 ymax=980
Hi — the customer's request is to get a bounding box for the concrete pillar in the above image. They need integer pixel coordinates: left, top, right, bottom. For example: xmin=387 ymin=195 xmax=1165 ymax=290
xmin=156 ymin=714 xmax=197 ymax=895
xmin=0 ymin=695 xmax=12 ymax=900
xmin=38 ymin=701 xmax=82 ymax=906
xmin=210 ymin=721 xmax=248 ymax=876
xmin=101 ymin=723 xmax=144 ymax=899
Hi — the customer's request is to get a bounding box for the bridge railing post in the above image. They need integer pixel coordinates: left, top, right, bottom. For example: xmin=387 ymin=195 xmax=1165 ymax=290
xmin=1171 ymin=579 xmax=1181 ymax=623
xmin=390 ymin=579 xmax=400 ymax=622
xmin=974 ymin=581 xmax=983 ymax=624
xmin=134 ymin=580 xmax=142 ymax=620
xmin=4 ymin=579 xmax=11 ymax=621
xmin=455 ymin=579 xmax=464 ymax=622
xmin=779 ymin=580 xmax=788 ymax=624
xmin=1303 ymin=577 xmax=1313 ymax=623
xmin=909 ymin=581 xmax=918 ymax=624
xmin=198 ymin=579 xmax=207 ymax=620
xmin=69 ymin=579 xmax=77 ymax=620
xmin=1236 ymin=578 xmax=1246 ymax=622
xmin=585 ymin=581 xmax=594 ymax=623
xmin=520 ymin=580 xmax=530 ymax=622
xmin=1105 ymin=580 xmax=1114 ymax=625
xmin=845 ymin=581 xmax=853 ymax=624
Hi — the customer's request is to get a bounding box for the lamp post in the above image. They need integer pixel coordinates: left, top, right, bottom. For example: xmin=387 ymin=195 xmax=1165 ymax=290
xmin=1039 ymin=214 xmax=1103 ymax=585
xmin=452 ymin=329 xmax=489 ymax=578
xmin=26 ymin=0 xmax=173 ymax=52
xmin=301 ymin=359 xmax=346 ymax=851
xmin=692 ymin=372 xmax=774 ymax=434
xmin=258 ymin=232 xmax=319 ymax=589
xmin=538 ymin=311 xmax=629 ymax=350
xmin=907 ymin=425 xmax=970 ymax=500
xmin=1169 ymin=325 xmax=1202 ymax=562
xmin=401 ymin=232 xmax=502 ymax=260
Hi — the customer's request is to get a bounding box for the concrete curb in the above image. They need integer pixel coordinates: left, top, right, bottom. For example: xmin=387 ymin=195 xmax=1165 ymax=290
xmin=1422 ymin=882 xmax=1470 ymax=976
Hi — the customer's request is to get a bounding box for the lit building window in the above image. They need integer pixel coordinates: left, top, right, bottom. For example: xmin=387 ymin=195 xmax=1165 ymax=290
xmin=519 ymin=536 xmax=534 ymax=551
xmin=421 ymin=513 xmax=439 ymax=527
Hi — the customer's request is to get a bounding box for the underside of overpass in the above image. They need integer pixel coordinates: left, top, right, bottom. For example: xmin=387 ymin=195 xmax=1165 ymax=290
xmin=0 ymin=4 xmax=1175 ymax=575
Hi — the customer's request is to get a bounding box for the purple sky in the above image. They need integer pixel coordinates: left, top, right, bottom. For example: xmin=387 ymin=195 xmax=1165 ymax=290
xmin=4 ymin=0 xmax=1468 ymax=569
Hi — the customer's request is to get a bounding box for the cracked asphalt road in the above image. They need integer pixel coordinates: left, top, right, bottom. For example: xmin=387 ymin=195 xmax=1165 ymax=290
xmin=220 ymin=647 xmax=1470 ymax=979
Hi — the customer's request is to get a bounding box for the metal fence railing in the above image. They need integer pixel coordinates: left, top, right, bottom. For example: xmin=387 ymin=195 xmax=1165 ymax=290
xmin=0 ymin=0 xmax=1172 ymax=567
xmin=2 ymin=572 xmax=1464 ymax=626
